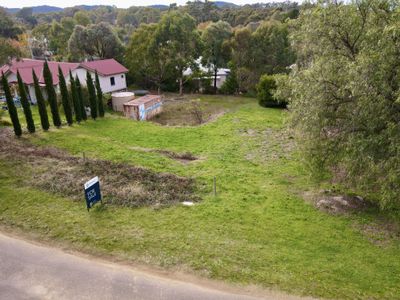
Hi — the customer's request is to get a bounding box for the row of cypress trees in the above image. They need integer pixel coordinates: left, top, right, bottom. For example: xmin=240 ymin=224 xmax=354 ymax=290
xmin=1 ymin=60 xmax=105 ymax=137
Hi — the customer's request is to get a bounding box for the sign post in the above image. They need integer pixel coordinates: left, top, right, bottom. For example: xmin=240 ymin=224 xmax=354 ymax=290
xmin=84 ymin=176 xmax=102 ymax=211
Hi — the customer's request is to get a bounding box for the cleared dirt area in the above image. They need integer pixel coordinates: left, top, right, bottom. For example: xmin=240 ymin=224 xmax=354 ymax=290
xmin=151 ymin=94 xmax=249 ymax=126
xmin=0 ymin=128 xmax=199 ymax=207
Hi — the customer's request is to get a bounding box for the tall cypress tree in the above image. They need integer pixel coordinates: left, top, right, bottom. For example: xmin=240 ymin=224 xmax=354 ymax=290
xmin=43 ymin=60 xmax=61 ymax=127
xmin=75 ymin=76 xmax=87 ymax=121
xmin=58 ymin=66 xmax=73 ymax=126
xmin=95 ymin=71 xmax=104 ymax=117
xmin=2 ymin=72 xmax=22 ymax=137
xmin=86 ymin=71 xmax=97 ymax=120
xmin=69 ymin=72 xmax=82 ymax=123
xmin=33 ymin=70 xmax=50 ymax=131
xmin=17 ymin=71 xmax=35 ymax=133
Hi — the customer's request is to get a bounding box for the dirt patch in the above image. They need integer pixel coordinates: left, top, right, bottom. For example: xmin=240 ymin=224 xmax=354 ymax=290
xmin=354 ymin=222 xmax=400 ymax=246
xmin=151 ymin=97 xmax=226 ymax=126
xmin=0 ymin=128 xmax=200 ymax=208
xmin=155 ymin=150 xmax=198 ymax=164
xmin=304 ymin=190 xmax=368 ymax=215
xmin=129 ymin=146 xmax=199 ymax=164
xmin=315 ymin=194 xmax=368 ymax=214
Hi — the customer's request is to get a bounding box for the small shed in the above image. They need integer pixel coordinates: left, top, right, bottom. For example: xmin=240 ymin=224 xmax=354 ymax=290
xmin=123 ymin=95 xmax=162 ymax=120
xmin=112 ymin=92 xmax=135 ymax=112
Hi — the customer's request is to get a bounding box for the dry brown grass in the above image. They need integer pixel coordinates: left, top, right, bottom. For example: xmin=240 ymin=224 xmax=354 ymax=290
xmin=0 ymin=128 xmax=199 ymax=207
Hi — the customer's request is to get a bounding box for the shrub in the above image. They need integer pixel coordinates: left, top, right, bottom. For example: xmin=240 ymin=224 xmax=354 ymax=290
xmin=86 ymin=71 xmax=97 ymax=120
xmin=219 ymin=63 xmax=239 ymax=95
xmin=1 ymin=73 xmax=22 ymax=136
xmin=32 ymin=70 xmax=50 ymax=131
xmin=256 ymin=74 xmax=287 ymax=108
xmin=17 ymin=71 xmax=35 ymax=133
xmin=43 ymin=60 xmax=61 ymax=127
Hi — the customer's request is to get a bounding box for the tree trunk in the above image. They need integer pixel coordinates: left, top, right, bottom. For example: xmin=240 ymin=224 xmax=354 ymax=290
xmin=157 ymin=85 xmax=161 ymax=95
xmin=179 ymin=77 xmax=184 ymax=96
xmin=214 ymin=68 xmax=218 ymax=94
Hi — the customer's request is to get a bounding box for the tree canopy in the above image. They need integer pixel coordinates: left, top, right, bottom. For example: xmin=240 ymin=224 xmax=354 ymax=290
xmin=68 ymin=22 xmax=124 ymax=61
xmin=277 ymin=0 xmax=400 ymax=209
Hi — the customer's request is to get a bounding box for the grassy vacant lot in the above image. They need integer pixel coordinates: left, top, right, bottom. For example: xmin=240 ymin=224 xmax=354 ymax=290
xmin=0 ymin=95 xmax=399 ymax=299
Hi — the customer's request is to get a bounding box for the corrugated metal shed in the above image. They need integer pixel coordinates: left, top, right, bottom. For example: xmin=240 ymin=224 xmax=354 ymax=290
xmin=123 ymin=95 xmax=162 ymax=120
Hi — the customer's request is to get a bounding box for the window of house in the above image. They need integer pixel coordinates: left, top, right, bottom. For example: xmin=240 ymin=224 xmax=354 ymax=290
xmin=121 ymin=74 xmax=124 ymax=78
xmin=110 ymin=77 xmax=115 ymax=86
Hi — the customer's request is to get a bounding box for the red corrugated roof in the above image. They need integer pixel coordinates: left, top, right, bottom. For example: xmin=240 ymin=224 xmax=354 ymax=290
xmin=80 ymin=59 xmax=128 ymax=76
xmin=1 ymin=58 xmax=128 ymax=85
xmin=1 ymin=58 xmax=79 ymax=85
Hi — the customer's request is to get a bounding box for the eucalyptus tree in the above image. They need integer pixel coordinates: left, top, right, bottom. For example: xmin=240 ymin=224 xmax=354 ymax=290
xmin=201 ymin=21 xmax=232 ymax=93
xmin=276 ymin=0 xmax=400 ymax=209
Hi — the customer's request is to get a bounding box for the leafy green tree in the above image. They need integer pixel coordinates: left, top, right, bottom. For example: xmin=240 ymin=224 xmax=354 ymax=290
xmin=74 ymin=11 xmax=91 ymax=26
xmin=58 ymin=66 xmax=73 ymax=126
xmin=126 ymin=23 xmax=174 ymax=94
xmin=86 ymin=72 xmax=97 ymax=120
xmin=43 ymin=60 xmax=61 ymax=127
xmin=184 ymin=0 xmax=219 ymax=24
xmin=231 ymin=21 xmax=295 ymax=93
xmin=17 ymin=71 xmax=35 ymax=133
xmin=0 ymin=8 xmax=22 ymax=39
xmin=68 ymin=22 xmax=124 ymax=61
xmin=69 ymin=72 xmax=82 ymax=123
xmin=252 ymin=21 xmax=294 ymax=75
xmin=32 ymin=70 xmax=50 ymax=131
xmin=154 ymin=11 xmax=201 ymax=95
xmin=1 ymin=72 xmax=22 ymax=136
xmin=117 ymin=6 xmax=161 ymax=27
xmin=49 ymin=17 xmax=76 ymax=59
xmin=16 ymin=7 xmax=37 ymax=28
xmin=201 ymin=21 xmax=232 ymax=93
xmin=95 ymin=71 xmax=104 ymax=117
xmin=0 ymin=38 xmax=22 ymax=65
xmin=75 ymin=76 xmax=87 ymax=121
xmin=277 ymin=0 xmax=400 ymax=209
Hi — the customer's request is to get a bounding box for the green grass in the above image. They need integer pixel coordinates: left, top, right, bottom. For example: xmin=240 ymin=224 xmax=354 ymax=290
xmin=1 ymin=95 xmax=399 ymax=299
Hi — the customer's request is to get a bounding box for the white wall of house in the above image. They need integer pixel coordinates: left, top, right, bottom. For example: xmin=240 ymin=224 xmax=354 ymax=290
xmin=69 ymin=68 xmax=127 ymax=93
xmin=98 ymin=73 xmax=127 ymax=93
xmin=215 ymin=75 xmax=227 ymax=89
xmin=7 ymin=73 xmax=17 ymax=83
xmin=27 ymin=85 xmax=37 ymax=103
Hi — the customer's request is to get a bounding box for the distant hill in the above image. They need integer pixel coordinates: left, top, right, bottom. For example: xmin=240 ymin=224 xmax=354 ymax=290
xmin=5 ymin=5 xmax=112 ymax=15
xmin=7 ymin=5 xmax=63 ymax=14
xmin=212 ymin=1 xmax=239 ymax=8
xmin=148 ymin=4 xmax=169 ymax=10
xmin=72 ymin=5 xmax=112 ymax=11
xmin=5 ymin=2 xmax=239 ymax=15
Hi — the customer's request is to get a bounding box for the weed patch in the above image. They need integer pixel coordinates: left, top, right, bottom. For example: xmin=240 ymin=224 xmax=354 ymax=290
xmin=0 ymin=128 xmax=199 ymax=207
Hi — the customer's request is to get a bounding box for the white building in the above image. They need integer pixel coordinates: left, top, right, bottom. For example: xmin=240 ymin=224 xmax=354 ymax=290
xmin=0 ymin=58 xmax=128 ymax=103
xmin=183 ymin=58 xmax=230 ymax=89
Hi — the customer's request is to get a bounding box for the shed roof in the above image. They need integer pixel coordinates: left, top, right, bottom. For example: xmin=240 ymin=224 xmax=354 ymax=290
xmin=123 ymin=95 xmax=162 ymax=107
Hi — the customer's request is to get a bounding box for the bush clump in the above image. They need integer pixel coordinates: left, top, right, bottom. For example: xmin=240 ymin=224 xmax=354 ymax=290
xmin=256 ymin=74 xmax=287 ymax=108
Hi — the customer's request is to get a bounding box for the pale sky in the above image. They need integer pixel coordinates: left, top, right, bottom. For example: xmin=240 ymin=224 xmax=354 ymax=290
xmin=2 ymin=0 xmax=288 ymax=9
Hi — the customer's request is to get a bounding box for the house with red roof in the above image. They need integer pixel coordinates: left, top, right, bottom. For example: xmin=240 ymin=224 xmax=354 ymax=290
xmin=0 ymin=58 xmax=128 ymax=103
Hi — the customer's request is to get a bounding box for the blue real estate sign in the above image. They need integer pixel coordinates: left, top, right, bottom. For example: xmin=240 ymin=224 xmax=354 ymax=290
xmin=84 ymin=176 xmax=102 ymax=210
